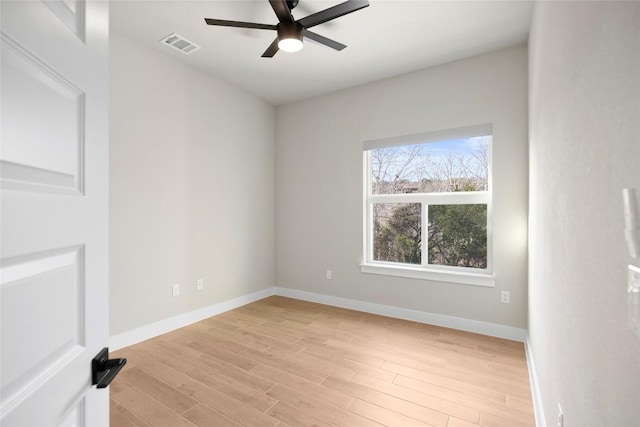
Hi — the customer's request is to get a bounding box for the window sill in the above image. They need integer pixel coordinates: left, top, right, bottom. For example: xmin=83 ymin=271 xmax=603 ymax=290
xmin=360 ymin=263 xmax=495 ymax=287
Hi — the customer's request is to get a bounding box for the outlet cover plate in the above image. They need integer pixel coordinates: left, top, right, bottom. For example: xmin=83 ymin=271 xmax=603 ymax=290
xmin=500 ymin=291 xmax=510 ymax=304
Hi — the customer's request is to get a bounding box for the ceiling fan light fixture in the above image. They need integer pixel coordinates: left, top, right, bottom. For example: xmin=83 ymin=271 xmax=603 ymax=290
xmin=277 ymin=22 xmax=303 ymax=53
xmin=278 ymin=37 xmax=303 ymax=52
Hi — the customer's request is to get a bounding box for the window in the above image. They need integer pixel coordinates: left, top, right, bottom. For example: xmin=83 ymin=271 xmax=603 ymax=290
xmin=362 ymin=124 xmax=494 ymax=287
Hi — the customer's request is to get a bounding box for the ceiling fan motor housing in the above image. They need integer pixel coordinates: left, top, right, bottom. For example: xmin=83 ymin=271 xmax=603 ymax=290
xmin=277 ymin=21 xmax=303 ymax=43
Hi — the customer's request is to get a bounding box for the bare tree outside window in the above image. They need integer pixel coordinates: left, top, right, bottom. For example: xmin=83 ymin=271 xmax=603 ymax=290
xmin=371 ymin=137 xmax=488 ymax=195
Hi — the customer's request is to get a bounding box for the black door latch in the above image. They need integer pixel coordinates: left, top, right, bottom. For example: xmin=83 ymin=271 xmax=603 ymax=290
xmin=91 ymin=347 xmax=126 ymax=389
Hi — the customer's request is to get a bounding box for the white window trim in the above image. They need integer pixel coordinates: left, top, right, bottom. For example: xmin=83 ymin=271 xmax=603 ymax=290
xmin=360 ymin=262 xmax=495 ymax=287
xmin=361 ymin=124 xmax=495 ymax=287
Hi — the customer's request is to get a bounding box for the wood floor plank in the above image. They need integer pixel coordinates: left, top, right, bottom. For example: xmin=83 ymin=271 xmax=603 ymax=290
xmin=176 ymin=378 xmax=280 ymax=427
xmin=110 ymin=404 xmax=150 ymax=427
xmin=119 ymin=367 xmax=198 ymax=414
xmin=505 ymin=394 xmax=535 ymax=414
xmin=329 ymin=337 xmax=420 ymax=368
xmin=322 ymin=376 xmax=455 ymax=427
xmin=347 ymin=373 xmax=479 ymax=424
xmin=266 ymin=384 xmax=383 ymax=427
xmin=310 ymin=339 xmax=386 ymax=368
xmin=231 ymin=327 xmax=306 ymax=353
xmin=447 ymin=417 xmax=481 ymax=427
xmin=416 ymin=359 xmax=531 ymax=388
xmin=131 ymin=342 xmax=199 ymax=373
xmin=266 ymin=402 xmax=334 ymax=427
xmin=347 ymin=398 xmax=436 ymax=427
xmin=384 ymin=360 xmax=532 ymax=400
xmin=184 ymin=365 xmax=277 ymax=412
xmin=192 ymin=354 xmax=275 ymax=391
xmin=239 ymin=347 xmax=326 ymax=383
xmin=262 ymin=345 xmax=356 ymax=380
xmin=109 ymin=377 xmax=133 ymax=397
xmin=110 ymin=296 xmax=533 ymax=427
xmin=139 ymin=337 xmax=201 ymax=361
xmin=250 ymin=363 xmax=355 ymax=410
xmin=390 ymin=367 xmax=507 ymax=403
xmin=196 ymin=316 xmax=240 ymax=332
xmin=113 ymin=348 xmax=193 ymax=389
xmin=394 ymin=374 xmax=533 ymax=423
xmin=181 ymin=327 xmax=249 ymax=353
xmin=182 ymin=404 xmax=242 ymax=426
xmin=479 ymin=411 xmax=535 ymax=427
xmin=187 ymin=339 xmax=258 ymax=370
xmin=215 ymin=312 xmax=266 ymax=329
xmin=300 ymin=345 xmax=397 ymax=382
xmin=112 ymin=387 xmax=197 ymax=427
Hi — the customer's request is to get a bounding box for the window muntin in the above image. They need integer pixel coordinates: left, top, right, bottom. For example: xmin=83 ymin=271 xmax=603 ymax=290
xmin=363 ymin=126 xmax=493 ymax=282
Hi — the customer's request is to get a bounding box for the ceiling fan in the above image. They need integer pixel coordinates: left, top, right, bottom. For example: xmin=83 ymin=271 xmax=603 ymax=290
xmin=204 ymin=0 xmax=370 ymax=58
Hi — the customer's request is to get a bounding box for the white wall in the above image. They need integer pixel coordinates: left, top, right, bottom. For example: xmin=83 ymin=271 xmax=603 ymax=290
xmin=275 ymin=46 xmax=529 ymax=329
xmin=529 ymin=2 xmax=640 ymax=425
xmin=109 ymin=34 xmax=275 ymax=335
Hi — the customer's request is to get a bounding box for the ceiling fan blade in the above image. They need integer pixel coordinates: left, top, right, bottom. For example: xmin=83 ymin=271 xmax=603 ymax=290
xmin=298 ymin=0 xmax=369 ymax=29
xmin=204 ymin=18 xmax=276 ymax=30
xmin=269 ymin=0 xmax=294 ymax=24
xmin=301 ymin=29 xmax=346 ymax=51
xmin=261 ymin=38 xmax=280 ymax=58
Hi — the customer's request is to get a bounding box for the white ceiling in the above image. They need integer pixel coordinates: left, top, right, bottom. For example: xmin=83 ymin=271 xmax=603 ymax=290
xmin=111 ymin=0 xmax=533 ymax=106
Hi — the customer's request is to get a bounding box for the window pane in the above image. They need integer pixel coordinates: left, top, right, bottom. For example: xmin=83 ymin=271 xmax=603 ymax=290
xmin=428 ymin=204 xmax=487 ymax=268
xmin=373 ymin=203 xmax=421 ymax=265
xmin=370 ymin=136 xmax=489 ymax=194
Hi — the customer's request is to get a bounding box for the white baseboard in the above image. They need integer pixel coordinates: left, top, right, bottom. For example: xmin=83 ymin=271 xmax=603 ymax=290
xmin=525 ymin=335 xmax=546 ymax=427
xmin=274 ymin=287 xmax=527 ymax=342
xmin=109 ymin=287 xmax=276 ymax=351
xmin=110 ymin=285 xmax=526 ymax=348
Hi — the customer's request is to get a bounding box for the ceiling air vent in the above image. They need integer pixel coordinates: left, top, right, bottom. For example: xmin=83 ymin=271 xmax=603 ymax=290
xmin=160 ymin=33 xmax=201 ymax=55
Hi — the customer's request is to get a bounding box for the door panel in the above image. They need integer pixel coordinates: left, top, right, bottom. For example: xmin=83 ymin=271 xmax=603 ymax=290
xmin=1 ymin=247 xmax=85 ymax=406
xmin=44 ymin=0 xmax=86 ymax=42
xmin=1 ymin=34 xmax=84 ymax=193
xmin=1 ymin=0 xmax=109 ymax=425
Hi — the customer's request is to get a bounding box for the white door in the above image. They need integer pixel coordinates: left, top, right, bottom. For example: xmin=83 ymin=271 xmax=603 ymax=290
xmin=1 ymin=0 xmax=110 ymax=425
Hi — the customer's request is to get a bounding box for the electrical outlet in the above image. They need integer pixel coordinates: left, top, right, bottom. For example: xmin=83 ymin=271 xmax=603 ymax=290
xmin=557 ymin=403 xmax=564 ymax=427
xmin=172 ymin=283 xmax=180 ymax=297
xmin=500 ymin=290 xmax=511 ymax=304
xmin=196 ymin=278 xmax=204 ymax=291
xmin=326 ymin=270 xmax=332 ymax=280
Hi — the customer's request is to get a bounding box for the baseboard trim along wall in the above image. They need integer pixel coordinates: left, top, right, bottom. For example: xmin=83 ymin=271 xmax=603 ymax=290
xmin=525 ymin=335 xmax=547 ymax=427
xmin=109 ymin=287 xmax=275 ymax=351
xmin=110 ymin=286 xmax=527 ymax=350
xmin=275 ymin=287 xmax=527 ymax=342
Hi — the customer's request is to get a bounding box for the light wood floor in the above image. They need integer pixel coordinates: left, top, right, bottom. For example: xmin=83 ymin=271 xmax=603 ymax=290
xmin=110 ymin=296 xmax=534 ymax=427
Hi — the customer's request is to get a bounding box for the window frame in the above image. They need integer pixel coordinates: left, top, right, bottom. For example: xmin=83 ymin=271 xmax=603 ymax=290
xmin=361 ymin=124 xmax=495 ymax=287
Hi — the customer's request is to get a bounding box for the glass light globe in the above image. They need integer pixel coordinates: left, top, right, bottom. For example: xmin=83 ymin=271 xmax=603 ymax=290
xmin=278 ymin=37 xmax=303 ymax=53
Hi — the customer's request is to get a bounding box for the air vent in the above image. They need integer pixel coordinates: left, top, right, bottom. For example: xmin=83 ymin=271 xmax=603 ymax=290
xmin=160 ymin=33 xmax=201 ymax=55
